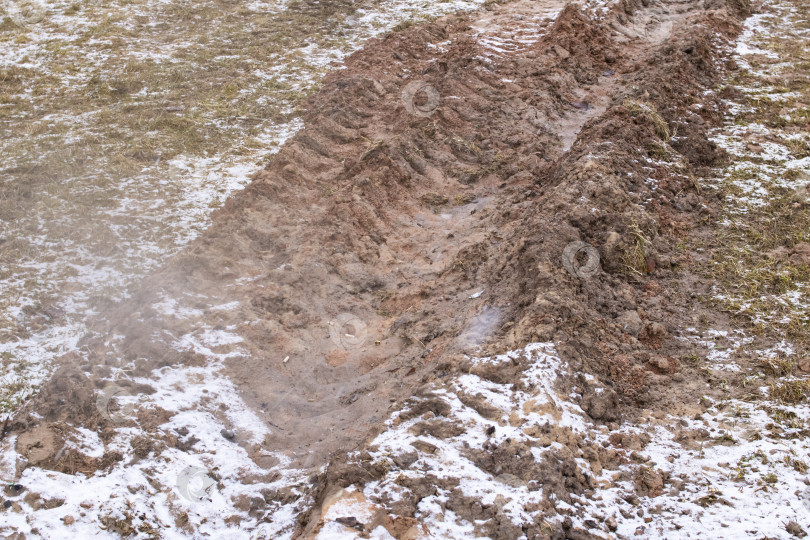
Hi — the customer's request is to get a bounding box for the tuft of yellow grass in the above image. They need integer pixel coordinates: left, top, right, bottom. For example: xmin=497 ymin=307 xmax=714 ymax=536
xmin=623 ymin=99 xmax=671 ymax=141
xmin=770 ymin=379 xmax=810 ymax=404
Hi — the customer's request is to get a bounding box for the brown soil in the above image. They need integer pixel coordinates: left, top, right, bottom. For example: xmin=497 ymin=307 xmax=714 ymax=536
xmin=9 ymin=0 xmax=772 ymax=535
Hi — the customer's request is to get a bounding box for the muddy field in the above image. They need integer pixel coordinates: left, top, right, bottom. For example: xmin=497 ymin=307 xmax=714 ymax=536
xmin=2 ymin=0 xmax=809 ymax=538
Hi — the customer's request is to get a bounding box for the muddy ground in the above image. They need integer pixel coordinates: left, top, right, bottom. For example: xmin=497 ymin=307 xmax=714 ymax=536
xmin=5 ymin=0 xmax=810 ymax=537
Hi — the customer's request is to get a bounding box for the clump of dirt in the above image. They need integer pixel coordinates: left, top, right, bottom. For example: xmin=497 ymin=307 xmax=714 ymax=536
xmin=8 ymin=360 xmax=103 ymax=473
xmin=11 ymin=360 xmax=97 ymax=429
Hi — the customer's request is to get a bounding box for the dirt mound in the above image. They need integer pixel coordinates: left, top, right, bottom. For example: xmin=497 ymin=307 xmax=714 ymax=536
xmin=19 ymin=0 xmax=740 ymax=461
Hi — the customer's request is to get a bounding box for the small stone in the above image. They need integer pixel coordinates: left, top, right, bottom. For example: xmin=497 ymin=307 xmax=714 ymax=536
xmin=410 ymin=440 xmax=437 ymax=454
xmin=552 ymin=45 xmax=570 ymax=59
xmin=335 ymin=516 xmax=364 ymax=531
xmin=392 ymin=451 xmax=418 ymax=469
xmin=616 ymin=310 xmax=643 ymax=337
xmin=496 ymin=473 xmax=525 ymax=488
xmin=645 ymin=322 xmax=667 ymax=339
xmin=607 ymin=516 xmax=618 ymax=531
xmin=43 ymin=498 xmax=65 ymax=510
xmin=582 ymin=386 xmax=619 ymax=422
xmin=62 ymin=515 xmax=75 ymax=525
xmin=220 ymin=429 xmax=236 ymax=440
xmin=652 ymin=356 xmax=670 ymax=372
xmin=604 ymin=231 xmax=622 ymax=258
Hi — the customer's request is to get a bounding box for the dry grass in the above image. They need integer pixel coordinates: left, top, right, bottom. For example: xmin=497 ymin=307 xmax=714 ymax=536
xmin=0 ymin=352 xmax=39 ymax=414
xmin=769 ymin=379 xmax=810 ymax=404
xmin=787 ymin=456 xmax=808 ymax=473
xmin=702 ymin=0 xmax=810 ymax=344
xmin=623 ymin=99 xmax=671 ymax=141
xmin=621 ymin=220 xmax=652 ymax=276
xmin=709 ymin=177 xmax=810 ymax=343
xmin=760 ymin=356 xmax=796 ymax=377
xmin=0 ymin=0 xmax=399 ymax=344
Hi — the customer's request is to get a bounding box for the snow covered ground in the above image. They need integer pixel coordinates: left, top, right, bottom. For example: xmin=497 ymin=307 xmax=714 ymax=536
xmin=316 ymin=336 xmax=808 ymax=539
xmin=1 ymin=0 xmax=495 ymax=537
xmin=704 ymin=0 xmax=810 ymax=333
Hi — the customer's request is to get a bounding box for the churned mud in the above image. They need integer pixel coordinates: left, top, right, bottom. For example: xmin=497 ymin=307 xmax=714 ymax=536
xmin=2 ymin=0 xmax=809 ymax=537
